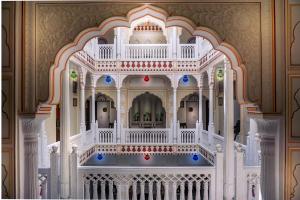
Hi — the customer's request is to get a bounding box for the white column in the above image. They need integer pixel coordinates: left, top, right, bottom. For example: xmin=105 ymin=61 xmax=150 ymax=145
xmin=22 ymin=117 xmax=44 ymax=199
xmin=91 ymin=85 xmax=96 ymax=134
xmin=195 ymin=36 xmax=201 ymax=59
xmin=215 ymin=144 xmax=224 ymax=200
xmin=60 ymin=66 xmax=71 ymax=198
xmin=208 ymin=83 xmax=215 ymax=135
xmin=223 ymin=59 xmax=235 ymax=199
xmin=80 ymin=79 xmax=86 ymax=144
xmin=198 ymin=76 xmax=204 ymax=144
xmin=173 ymin=87 xmax=177 ymax=143
xmin=172 ymin=27 xmax=177 ymax=59
xmin=236 ymin=145 xmax=246 ymax=200
xmin=115 ymin=28 xmax=121 ymax=59
xmin=245 ymin=119 xmax=261 ymax=166
xmin=260 ymin=135 xmax=275 ymax=200
xmin=117 ymin=87 xmax=121 ymax=143
xmin=70 ymin=146 xmax=78 ymax=199
xmin=38 ymin=120 xmax=49 ymax=168
xmin=113 ymin=29 xmax=117 ymax=59
xmin=50 ymin=146 xmax=59 ymax=199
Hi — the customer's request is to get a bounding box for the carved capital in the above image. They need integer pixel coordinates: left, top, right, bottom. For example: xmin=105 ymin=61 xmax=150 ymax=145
xmin=255 ymin=118 xmax=279 ymax=139
xmin=90 ymin=74 xmax=98 ymax=88
xmin=198 ymin=74 xmax=204 ymax=88
xmin=21 ymin=116 xmax=46 ymax=140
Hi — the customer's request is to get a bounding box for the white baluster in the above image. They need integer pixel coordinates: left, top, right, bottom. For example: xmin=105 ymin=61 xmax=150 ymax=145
xmin=172 ymin=182 xmax=177 ymax=200
xmin=101 ymin=182 xmax=106 ymax=199
xmin=85 ymin=181 xmax=90 ymax=199
xmin=41 ymin=179 xmax=47 ymax=199
xmin=180 ymin=182 xmax=185 ymax=200
xmin=188 ymin=182 xmax=193 ymax=200
xmin=164 ymin=182 xmax=169 ymax=200
xmin=109 ymin=181 xmax=114 ymax=200
xmin=156 ymin=182 xmax=162 ymax=200
xmin=195 ymin=182 xmax=200 ymax=200
xmin=140 ymin=182 xmax=145 ymax=200
xmin=255 ymin=181 xmax=260 ymax=200
xmin=132 ymin=182 xmax=137 ymax=200
xmin=203 ymin=181 xmax=208 ymax=200
xmin=248 ymin=182 xmax=252 ymax=200
xmin=149 ymin=181 xmax=154 ymax=200
xmin=117 ymin=184 xmax=121 ymax=200
xmin=93 ymin=181 xmax=98 ymax=199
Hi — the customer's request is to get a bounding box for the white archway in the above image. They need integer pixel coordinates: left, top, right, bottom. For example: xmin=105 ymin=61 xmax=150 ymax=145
xmin=38 ymin=4 xmax=249 ymax=114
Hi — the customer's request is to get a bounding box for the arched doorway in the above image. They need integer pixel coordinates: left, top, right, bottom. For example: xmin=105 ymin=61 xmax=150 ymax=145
xmin=129 ymin=92 xmax=166 ymax=128
xmin=85 ymin=93 xmax=117 ymax=129
xmin=95 ymin=93 xmax=116 ymax=128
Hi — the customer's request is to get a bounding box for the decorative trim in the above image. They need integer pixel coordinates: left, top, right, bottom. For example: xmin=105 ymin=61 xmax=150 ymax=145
xmin=39 ymin=4 xmax=247 ymax=114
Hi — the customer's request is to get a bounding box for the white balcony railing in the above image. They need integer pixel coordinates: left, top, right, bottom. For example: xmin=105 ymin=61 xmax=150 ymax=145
xmin=98 ymin=44 xmax=114 ymax=59
xmin=77 ymin=166 xmax=216 ymax=200
xmin=178 ymin=128 xmax=197 ymax=144
xmin=179 ymin=44 xmax=197 ymax=59
xmin=97 ymin=128 xmax=116 ymax=143
xmin=125 ymin=44 xmax=169 ymax=60
xmin=124 ymin=128 xmax=171 ymax=144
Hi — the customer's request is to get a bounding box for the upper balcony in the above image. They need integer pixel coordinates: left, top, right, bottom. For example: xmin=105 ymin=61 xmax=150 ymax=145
xmin=72 ymin=20 xmax=220 ymax=72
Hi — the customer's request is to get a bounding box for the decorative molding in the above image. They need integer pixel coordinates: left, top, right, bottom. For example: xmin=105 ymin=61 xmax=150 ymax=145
xmin=22 ymin=2 xmax=263 ymax=111
xmin=291 ymin=163 xmax=300 ymax=199
xmin=1 ymin=164 xmax=9 ymax=198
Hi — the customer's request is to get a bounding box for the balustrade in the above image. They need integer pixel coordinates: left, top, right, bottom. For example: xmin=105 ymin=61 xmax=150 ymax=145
xmin=178 ymin=129 xmax=197 ymax=144
xmin=78 ymin=167 xmax=215 ymax=200
xmin=125 ymin=44 xmax=169 ymax=60
xmin=98 ymin=44 xmax=114 ymax=60
xmin=124 ymin=128 xmax=171 ymax=144
xmin=97 ymin=128 xmax=116 ymax=143
xmin=179 ymin=44 xmax=197 ymax=59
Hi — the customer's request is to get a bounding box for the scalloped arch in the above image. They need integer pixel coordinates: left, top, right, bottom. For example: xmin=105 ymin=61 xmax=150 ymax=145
xmin=38 ymin=4 xmax=248 ymax=114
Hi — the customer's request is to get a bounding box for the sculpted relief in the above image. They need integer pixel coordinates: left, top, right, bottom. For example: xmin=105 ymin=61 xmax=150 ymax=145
xmin=25 ymin=2 xmax=262 ymax=111
xmin=290 ymin=5 xmax=300 ymax=65
xmin=291 ymin=77 xmax=300 ymax=138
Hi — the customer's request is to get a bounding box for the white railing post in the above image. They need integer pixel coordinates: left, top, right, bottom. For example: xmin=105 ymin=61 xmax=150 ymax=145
xmin=70 ymin=145 xmax=78 ymax=199
xmin=121 ymin=123 xmax=125 ymax=144
xmin=156 ymin=182 xmax=162 ymax=200
xmin=236 ymin=144 xmax=246 ymax=200
xmin=195 ymin=36 xmax=200 ymax=59
xmin=176 ymin=121 xmax=180 ymax=144
xmin=164 ymin=181 xmax=169 ymax=200
xmin=132 ymin=182 xmax=137 ymax=200
xmin=215 ymin=144 xmax=224 ymax=200
xmin=195 ymin=120 xmax=199 ymax=144
xmin=199 ymin=124 xmax=203 ymax=144
xmin=113 ymin=120 xmax=117 ymax=143
xmin=50 ymin=146 xmax=59 ymax=199
xmin=149 ymin=181 xmax=154 ymax=200
xmin=77 ymin=170 xmax=84 ymax=199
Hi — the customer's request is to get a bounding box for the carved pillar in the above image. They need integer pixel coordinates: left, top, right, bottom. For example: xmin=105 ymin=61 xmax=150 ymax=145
xmin=173 ymin=87 xmax=177 ymax=143
xmin=255 ymin=118 xmax=279 ymax=200
xmin=208 ymin=83 xmax=215 ymax=135
xmin=90 ymin=75 xmax=97 ymax=134
xmin=38 ymin=120 xmax=49 ymax=168
xmin=223 ymin=59 xmax=235 ymax=199
xmin=22 ymin=117 xmax=45 ymax=199
xmin=79 ymin=70 xmax=86 ymax=146
xmin=261 ymin=135 xmax=275 ymax=199
xmin=117 ymin=87 xmax=121 ymax=143
xmin=60 ymin=65 xmax=71 ymax=198
xmin=198 ymin=75 xmax=204 ymax=143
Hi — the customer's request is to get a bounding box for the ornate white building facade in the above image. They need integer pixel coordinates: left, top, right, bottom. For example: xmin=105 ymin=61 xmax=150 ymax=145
xmin=3 ymin=2 xmax=291 ymax=200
